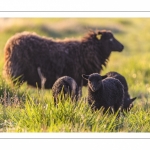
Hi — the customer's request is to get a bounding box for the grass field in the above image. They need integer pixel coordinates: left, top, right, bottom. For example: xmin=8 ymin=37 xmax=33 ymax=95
xmin=0 ymin=18 xmax=150 ymax=132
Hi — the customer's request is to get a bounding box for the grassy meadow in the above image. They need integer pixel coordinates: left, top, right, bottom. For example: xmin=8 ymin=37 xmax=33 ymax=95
xmin=0 ymin=18 xmax=150 ymax=132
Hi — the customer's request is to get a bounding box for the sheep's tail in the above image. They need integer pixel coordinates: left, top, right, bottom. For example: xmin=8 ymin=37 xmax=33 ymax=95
xmin=37 ymin=67 xmax=46 ymax=89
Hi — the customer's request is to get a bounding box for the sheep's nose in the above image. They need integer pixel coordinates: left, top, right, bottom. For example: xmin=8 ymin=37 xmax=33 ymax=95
xmin=120 ymin=44 xmax=124 ymax=51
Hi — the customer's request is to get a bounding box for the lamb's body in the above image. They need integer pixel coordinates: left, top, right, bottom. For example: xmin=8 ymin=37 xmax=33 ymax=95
xmin=82 ymin=73 xmax=124 ymax=113
xmin=106 ymin=72 xmax=129 ymax=99
xmin=106 ymin=71 xmax=136 ymax=112
xmin=4 ymin=30 xmax=124 ymax=89
xmin=52 ymin=76 xmax=79 ymax=103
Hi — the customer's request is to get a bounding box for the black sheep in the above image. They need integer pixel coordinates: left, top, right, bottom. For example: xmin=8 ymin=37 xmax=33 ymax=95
xmin=4 ymin=30 xmax=124 ymax=90
xmin=52 ymin=76 xmax=79 ymax=104
xmin=106 ymin=71 xmax=136 ymax=112
xmin=82 ymin=73 xmax=124 ymax=114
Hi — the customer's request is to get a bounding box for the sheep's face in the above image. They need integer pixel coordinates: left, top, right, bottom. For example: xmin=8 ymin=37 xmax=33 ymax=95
xmin=82 ymin=73 xmax=107 ymax=92
xmin=96 ymin=30 xmax=124 ymax=52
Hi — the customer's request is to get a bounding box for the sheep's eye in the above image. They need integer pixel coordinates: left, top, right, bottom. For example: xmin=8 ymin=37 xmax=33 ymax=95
xmin=109 ymin=38 xmax=113 ymax=41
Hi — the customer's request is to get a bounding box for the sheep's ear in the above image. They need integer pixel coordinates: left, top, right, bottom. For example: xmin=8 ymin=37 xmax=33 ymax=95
xmin=96 ymin=33 xmax=102 ymax=40
xmin=96 ymin=31 xmax=103 ymax=40
xmin=101 ymin=75 xmax=107 ymax=80
xmin=82 ymin=74 xmax=89 ymax=80
xmin=130 ymin=97 xmax=137 ymax=102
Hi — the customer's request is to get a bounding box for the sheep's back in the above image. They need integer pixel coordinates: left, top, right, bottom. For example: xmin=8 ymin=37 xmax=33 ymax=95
xmin=52 ymin=78 xmax=71 ymax=98
xmin=106 ymin=71 xmax=130 ymax=100
xmin=52 ymin=76 xmax=79 ymax=100
xmin=106 ymin=72 xmax=128 ymax=91
xmin=4 ymin=32 xmax=82 ymax=88
xmin=102 ymin=78 xmax=124 ymax=106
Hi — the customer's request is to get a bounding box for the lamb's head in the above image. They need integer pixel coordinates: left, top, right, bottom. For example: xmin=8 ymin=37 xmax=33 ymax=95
xmin=82 ymin=73 xmax=107 ymax=92
xmin=123 ymin=97 xmax=137 ymax=112
xmin=96 ymin=30 xmax=124 ymax=52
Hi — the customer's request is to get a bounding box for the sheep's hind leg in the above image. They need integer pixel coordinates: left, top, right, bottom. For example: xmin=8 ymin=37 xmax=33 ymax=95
xmin=37 ymin=67 xmax=47 ymax=89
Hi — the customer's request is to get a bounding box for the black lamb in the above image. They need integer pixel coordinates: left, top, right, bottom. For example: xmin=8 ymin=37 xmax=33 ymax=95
xmin=106 ymin=71 xmax=136 ymax=112
xmin=82 ymin=73 xmax=124 ymax=114
xmin=52 ymin=76 xmax=79 ymax=104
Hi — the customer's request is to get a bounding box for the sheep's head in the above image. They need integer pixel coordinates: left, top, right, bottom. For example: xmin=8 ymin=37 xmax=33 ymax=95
xmin=123 ymin=97 xmax=137 ymax=112
xmin=82 ymin=73 xmax=107 ymax=92
xmin=96 ymin=30 xmax=124 ymax=52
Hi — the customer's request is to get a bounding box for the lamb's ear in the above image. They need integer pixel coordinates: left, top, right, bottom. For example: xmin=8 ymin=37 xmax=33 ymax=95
xmin=101 ymin=75 xmax=107 ymax=80
xmin=82 ymin=74 xmax=89 ymax=80
xmin=130 ymin=97 xmax=137 ymax=102
xmin=96 ymin=32 xmax=102 ymax=40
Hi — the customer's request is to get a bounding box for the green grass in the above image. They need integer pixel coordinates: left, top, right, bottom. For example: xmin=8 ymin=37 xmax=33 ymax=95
xmin=0 ymin=18 xmax=150 ymax=132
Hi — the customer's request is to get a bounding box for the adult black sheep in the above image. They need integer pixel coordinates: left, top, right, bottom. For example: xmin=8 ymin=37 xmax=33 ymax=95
xmin=3 ymin=30 xmax=124 ymax=90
